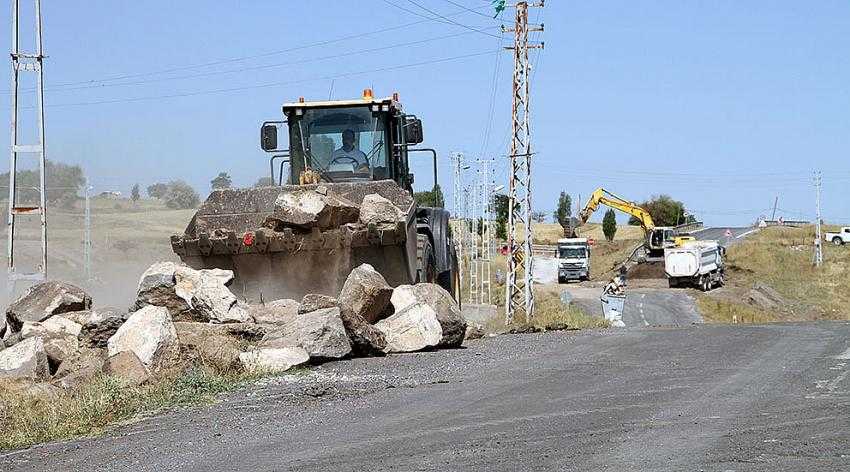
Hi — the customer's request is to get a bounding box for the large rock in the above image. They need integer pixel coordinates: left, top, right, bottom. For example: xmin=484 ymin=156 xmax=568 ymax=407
xmin=264 ymin=188 xmax=360 ymax=231
xmin=239 ymin=346 xmax=309 ymax=373
xmin=359 ymin=193 xmax=405 ymax=227
xmin=375 ymin=303 xmax=442 ymax=353
xmin=80 ymin=308 xmax=130 ymax=349
xmin=2 ymin=379 xmax=62 ymax=401
xmin=174 ymin=321 xmax=266 ymax=343
xmin=298 ymin=294 xmax=337 ymax=314
xmin=107 ymin=306 xmax=179 ymax=370
xmin=262 ymin=307 xmax=351 ymax=360
xmin=5 ymin=281 xmax=91 ymax=333
xmin=0 ymin=313 xmax=6 ymax=338
xmin=390 ymin=284 xmax=467 ymax=348
xmin=337 ymin=312 xmax=386 ymax=357
xmin=15 ymin=318 xmax=81 ymax=344
xmin=338 ymin=263 xmax=394 ymax=324
xmin=0 ymin=337 xmax=49 ymax=380
xmin=41 ymin=316 xmax=83 ymax=338
xmin=132 ymin=262 xmax=251 ymax=324
xmin=251 ymin=299 xmax=299 ymax=325
xmin=43 ymin=336 xmax=80 ymax=373
xmin=103 ymin=351 xmax=150 ymax=386
xmin=53 ymin=348 xmax=105 ymax=390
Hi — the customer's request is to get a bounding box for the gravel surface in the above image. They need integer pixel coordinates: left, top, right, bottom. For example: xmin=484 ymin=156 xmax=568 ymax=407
xmin=3 ymin=322 xmax=849 ymax=471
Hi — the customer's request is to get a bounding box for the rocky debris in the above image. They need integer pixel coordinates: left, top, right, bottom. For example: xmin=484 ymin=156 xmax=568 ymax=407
xmin=251 ymin=299 xmax=299 ymax=325
xmin=299 ymin=294 xmax=338 ymax=314
xmin=41 ymin=316 xmax=83 ymax=338
xmin=103 ymin=351 xmax=151 ymax=386
xmin=262 ymin=307 xmax=351 ymax=360
xmin=5 ymin=281 xmax=91 ymax=333
xmin=0 ymin=313 xmax=6 ymax=338
xmin=0 ymin=337 xmax=49 ymax=380
xmin=43 ymin=336 xmax=80 ymax=374
xmin=239 ymin=346 xmax=309 ymax=373
xmin=745 ymin=282 xmax=786 ymax=311
xmin=264 ymin=188 xmax=360 ymax=231
xmin=53 ymin=348 xmax=105 ymax=390
xmin=80 ymin=308 xmax=130 ymax=349
xmin=464 ymin=324 xmax=485 ymax=340
xmin=376 ymin=303 xmax=443 ymax=353
xmin=390 ymin=284 xmax=466 ymax=348
xmin=338 ymin=263 xmax=394 ymax=324
xmin=359 ymin=193 xmax=405 ymax=227
xmin=195 ymin=335 xmax=242 ymax=372
xmin=175 ymin=321 xmax=266 ymax=343
xmin=132 ymin=262 xmax=251 ymax=324
xmin=107 ymin=305 xmax=179 ymax=370
xmin=1 ymin=378 xmax=62 ymax=401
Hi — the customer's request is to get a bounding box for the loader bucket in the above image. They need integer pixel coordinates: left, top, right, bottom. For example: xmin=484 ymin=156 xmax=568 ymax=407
xmin=171 ymin=180 xmax=418 ymax=302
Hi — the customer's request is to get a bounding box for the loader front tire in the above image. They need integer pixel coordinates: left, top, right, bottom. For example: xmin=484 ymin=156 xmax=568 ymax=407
xmin=416 ymin=234 xmax=437 ymax=284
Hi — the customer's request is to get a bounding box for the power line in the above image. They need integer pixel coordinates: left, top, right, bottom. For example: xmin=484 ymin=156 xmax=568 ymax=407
xmin=6 ymin=6 xmax=495 ymax=93
xmin=42 ymin=50 xmax=499 ymax=108
xmin=440 ymin=0 xmax=504 ymax=20
xmin=21 ymin=28 xmax=498 ymax=94
xmin=398 ymin=0 xmax=503 ymax=38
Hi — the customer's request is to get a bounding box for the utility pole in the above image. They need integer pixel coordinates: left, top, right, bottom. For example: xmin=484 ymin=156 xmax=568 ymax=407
xmin=84 ymin=179 xmax=92 ymax=280
xmin=451 ymin=152 xmax=466 ymax=291
xmin=476 ymin=158 xmax=493 ymax=304
xmin=771 ymin=196 xmax=778 ymax=221
xmin=7 ymin=0 xmax=48 ymax=293
xmin=814 ymin=171 xmax=823 ymax=267
xmin=503 ymin=1 xmax=543 ymax=323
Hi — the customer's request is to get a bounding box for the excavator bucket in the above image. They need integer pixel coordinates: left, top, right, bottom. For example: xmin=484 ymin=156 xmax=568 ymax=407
xmin=171 ymin=180 xmax=419 ymax=302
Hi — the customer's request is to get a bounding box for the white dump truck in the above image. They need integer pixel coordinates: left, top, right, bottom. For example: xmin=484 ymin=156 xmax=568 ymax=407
xmin=557 ymin=238 xmax=591 ymax=283
xmin=824 ymin=227 xmax=850 ymax=245
xmin=664 ymin=240 xmax=725 ymax=291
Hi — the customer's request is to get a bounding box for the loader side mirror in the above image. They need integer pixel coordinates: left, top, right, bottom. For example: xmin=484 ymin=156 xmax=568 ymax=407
xmin=405 ymin=118 xmax=423 ymax=144
xmin=260 ymin=123 xmax=278 ymax=151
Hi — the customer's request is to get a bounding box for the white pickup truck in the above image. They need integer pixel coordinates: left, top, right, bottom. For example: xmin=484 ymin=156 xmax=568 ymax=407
xmin=825 ymin=227 xmax=850 ymax=246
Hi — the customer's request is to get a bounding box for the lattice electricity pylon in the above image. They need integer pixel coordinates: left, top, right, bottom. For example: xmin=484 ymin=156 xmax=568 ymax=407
xmin=503 ymin=1 xmax=543 ymax=323
xmin=7 ymin=0 xmax=48 ymax=293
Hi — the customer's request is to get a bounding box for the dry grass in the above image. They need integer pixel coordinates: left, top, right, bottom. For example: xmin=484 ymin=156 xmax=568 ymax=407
xmin=0 ymin=365 xmax=268 ymax=451
xmin=526 ymin=222 xmax=643 ymax=245
xmin=696 ymin=296 xmax=776 ymax=324
xmin=484 ymin=288 xmax=609 ymax=333
xmin=703 ymin=225 xmax=850 ymax=321
xmin=0 ymin=342 xmax=297 ymax=451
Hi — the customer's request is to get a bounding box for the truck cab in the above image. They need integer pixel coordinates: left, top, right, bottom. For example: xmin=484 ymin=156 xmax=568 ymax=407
xmin=825 ymin=227 xmax=850 ymax=246
xmin=557 ymin=238 xmax=591 ymax=283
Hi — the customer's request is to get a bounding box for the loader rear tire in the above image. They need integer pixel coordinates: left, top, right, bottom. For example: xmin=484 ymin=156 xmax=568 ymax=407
xmin=416 ymin=234 xmax=437 ymax=284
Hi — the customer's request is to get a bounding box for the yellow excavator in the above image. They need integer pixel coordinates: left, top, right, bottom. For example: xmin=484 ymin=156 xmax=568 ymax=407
xmin=565 ymin=188 xmax=675 ymax=259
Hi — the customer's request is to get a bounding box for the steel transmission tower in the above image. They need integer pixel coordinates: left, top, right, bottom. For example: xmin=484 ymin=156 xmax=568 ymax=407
xmin=7 ymin=0 xmax=48 ymax=292
xmin=814 ymin=171 xmax=823 ymax=267
xmin=504 ymin=1 xmax=543 ymax=323
xmin=478 ymin=159 xmax=493 ymax=304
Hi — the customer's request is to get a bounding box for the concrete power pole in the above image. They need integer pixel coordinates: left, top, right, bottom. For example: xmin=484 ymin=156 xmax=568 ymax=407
xmin=814 ymin=171 xmax=823 ymax=267
xmin=7 ymin=0 xmax=49 ymax=293
xmin=504 ymin=1 xmax=543 ymax=323
xmin=84 ymin=179 xmax=92 ymax=280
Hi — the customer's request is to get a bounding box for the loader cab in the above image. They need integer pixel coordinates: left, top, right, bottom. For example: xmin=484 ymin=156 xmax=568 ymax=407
xmin=261 ymin=91 xmax=424 ymax=190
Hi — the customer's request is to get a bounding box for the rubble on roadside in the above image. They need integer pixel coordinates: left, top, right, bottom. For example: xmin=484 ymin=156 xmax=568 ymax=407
xmin=0 ymin=261 xmax=473 ymax=396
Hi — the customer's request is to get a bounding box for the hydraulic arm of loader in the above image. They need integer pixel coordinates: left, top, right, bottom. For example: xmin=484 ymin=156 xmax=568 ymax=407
xmin=576 ymin=188 xmax=656 ymax=233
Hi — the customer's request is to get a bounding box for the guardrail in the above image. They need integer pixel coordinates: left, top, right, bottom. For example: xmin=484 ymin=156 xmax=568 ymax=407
xmin=760 ymin=220 xmax=810 ymax=228
xmin=674 ymin=221 xmax=704 ymax=233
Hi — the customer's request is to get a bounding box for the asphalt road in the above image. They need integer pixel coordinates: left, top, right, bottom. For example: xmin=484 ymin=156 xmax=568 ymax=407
xmin=563 ymin=286 xmax=702 ymax=328
xmin=4 ymin=322 xmax=849 ymax=471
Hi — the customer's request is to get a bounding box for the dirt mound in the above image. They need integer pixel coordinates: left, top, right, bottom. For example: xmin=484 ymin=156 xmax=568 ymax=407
xmin=627 ymin=261 xmax=666 ymax=280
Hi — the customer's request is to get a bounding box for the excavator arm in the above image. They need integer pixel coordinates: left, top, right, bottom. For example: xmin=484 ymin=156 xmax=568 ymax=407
xmin=576 ymin=188 xmax=656 ymax=232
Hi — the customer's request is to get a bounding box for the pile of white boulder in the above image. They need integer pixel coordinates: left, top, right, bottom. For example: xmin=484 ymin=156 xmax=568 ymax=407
xmin=0 ymin=261 xmax=468 ymax=395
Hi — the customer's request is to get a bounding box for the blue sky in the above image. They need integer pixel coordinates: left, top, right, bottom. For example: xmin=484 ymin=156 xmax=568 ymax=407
xmin=1 ymin=1 xmax=848 ymax=226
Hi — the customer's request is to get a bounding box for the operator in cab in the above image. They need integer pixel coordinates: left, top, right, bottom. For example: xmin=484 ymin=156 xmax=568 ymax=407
xmin=330 ymin=129 xmax=369 ymax=171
